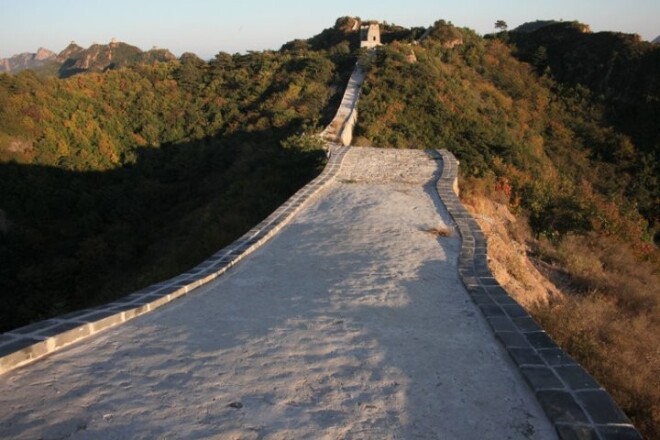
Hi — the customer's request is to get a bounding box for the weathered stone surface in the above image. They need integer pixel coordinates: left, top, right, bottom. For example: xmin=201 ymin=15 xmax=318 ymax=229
xmin=538 ymin=348 xmax=576 ymax=367
xmin=554 ymin=424 xmax=599 ymax=440
xmin=536 ymin=391 xmax=589 ymax=424
xmin=555 ymin=366 xmax=601 ymax=390
xmin=508 ymin=348 xmax=545 ymax=367
xmin=526 ymin=331 xmax=559 ymax=349
xmin=496 ymin=331 xmax=532 ymax=348
xmin=521 ymin=366 xmax=565 ymax=391
xmin=576 ymin=390 xmax=631 ymax=424
xmin=596 ymin=425 xmax=643 ymax=440
xmin=486 ymin=316 xmax=517 ymax=332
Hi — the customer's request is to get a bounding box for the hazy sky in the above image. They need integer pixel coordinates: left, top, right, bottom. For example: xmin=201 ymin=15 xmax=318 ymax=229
xmin=1 ymin=0 xmax=658 ymax=59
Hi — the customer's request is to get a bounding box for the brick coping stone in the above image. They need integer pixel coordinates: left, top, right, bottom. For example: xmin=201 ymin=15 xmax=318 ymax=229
xmin=0 ymin=144 xmax=349 ymax=376
xmin=435 ymin=149 xmax=642 ymax=440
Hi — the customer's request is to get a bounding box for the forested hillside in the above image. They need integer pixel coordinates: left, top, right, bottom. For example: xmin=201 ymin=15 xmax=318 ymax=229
xmin=508 ymin=22 xmax=659 ymax=230
xmin=0 ymin=19 xmax=359 ymax=334
xmin=355 ymin=20 xmax=659 ymax=437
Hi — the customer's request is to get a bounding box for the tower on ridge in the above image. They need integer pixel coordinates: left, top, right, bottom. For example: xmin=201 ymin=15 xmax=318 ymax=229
xmin=360 ymin=22 xmax=382 ymax=48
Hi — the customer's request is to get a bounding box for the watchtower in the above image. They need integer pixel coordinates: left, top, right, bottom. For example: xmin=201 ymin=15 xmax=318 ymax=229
xmin=360 ymin=22 xmax=382 ymax=48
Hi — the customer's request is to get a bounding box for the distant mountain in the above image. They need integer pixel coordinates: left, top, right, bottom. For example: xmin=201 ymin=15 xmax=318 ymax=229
xmin=58 ymin=40 xmax=176 ymax=78
xmin=513 ymin=20 xmax=591 ymax=34
xmin=513 ymin=20 xmax=560 ymax=33
xmin=1 ymin=40 xmax=176 ymax=78
xmin=653 ymin=35 xmax=660 ymax=44
xmin=0 ymin=47 xmax=56 ymax=73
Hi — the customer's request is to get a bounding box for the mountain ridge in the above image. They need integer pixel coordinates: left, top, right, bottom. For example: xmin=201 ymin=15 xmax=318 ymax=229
xmin=0 ymin=40 xmax=176 ymax=77
xmin=0 ymin=47 xmax=56 ymax=73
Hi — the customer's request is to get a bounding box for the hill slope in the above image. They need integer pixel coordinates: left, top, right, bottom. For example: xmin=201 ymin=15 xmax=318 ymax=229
xmin=508 ymin=22 xmax=659 ymax=229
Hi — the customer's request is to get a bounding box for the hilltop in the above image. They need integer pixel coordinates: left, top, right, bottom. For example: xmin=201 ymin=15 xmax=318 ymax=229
xmin=0 ymin=40 xmax=176 ymax=78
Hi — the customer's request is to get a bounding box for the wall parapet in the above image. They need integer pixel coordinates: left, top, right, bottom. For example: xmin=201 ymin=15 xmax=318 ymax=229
xmin=435 ymin=149 xmax=642 ymax=440
xmin=321 ymin=64 xmax=364 ymax=146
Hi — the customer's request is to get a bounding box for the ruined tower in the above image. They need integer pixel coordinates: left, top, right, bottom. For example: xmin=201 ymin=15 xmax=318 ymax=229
xmin=360 ymin=22 xmax=382 ymax=48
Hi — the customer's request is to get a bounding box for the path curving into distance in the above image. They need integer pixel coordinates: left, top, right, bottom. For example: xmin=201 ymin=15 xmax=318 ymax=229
xmin=0 ymin=148 xmax=557 ymax=439
xmin=321 ymin=64 xmax=364 ymax=146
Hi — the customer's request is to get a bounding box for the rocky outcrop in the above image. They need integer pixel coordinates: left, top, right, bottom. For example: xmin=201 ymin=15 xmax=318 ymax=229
xmin=442 ymin=38 xmax=463 ymax=49
xmin=0 ymin=48 xmax=56 ymax=73
xmin=55 ymin=42 xmax=84 ymax=61
xmin=58 ymin=41 xmax=175 ymax=77
xmin=1 ymin=41 xmax=176 ymax=77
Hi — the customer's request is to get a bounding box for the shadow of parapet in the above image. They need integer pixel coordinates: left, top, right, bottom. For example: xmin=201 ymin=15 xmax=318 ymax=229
xmin=435 ymin=149 xmax=643 ymax=440
xmin=0 ymin=146 xmax=351 ymax=376
xmin=321 ymin=64 xmax=364 ymax=146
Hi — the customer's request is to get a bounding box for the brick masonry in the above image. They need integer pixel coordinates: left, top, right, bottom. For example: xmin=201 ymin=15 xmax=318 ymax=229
xmin=0 ymin=144 xmax=350 ymax=376
xmin=435 ymin=149 xmax=642 ymax=440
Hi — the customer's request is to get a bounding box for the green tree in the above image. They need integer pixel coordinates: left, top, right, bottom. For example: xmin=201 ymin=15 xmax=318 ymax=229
xmin=495 ymin=20 xmax=508 ymax=31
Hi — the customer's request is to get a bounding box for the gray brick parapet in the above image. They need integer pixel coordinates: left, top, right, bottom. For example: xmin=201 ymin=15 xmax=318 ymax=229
xmin=0 ymin=145 xmax=351 ymax=376
xmin=435 ymin=149 xmax=642 ymax=440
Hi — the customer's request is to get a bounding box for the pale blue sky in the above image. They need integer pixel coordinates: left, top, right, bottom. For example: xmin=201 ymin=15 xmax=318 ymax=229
xmin=1 ymin=0 xmax=658 ymax=59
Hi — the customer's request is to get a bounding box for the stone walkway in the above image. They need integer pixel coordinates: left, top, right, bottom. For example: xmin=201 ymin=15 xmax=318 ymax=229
xmin=0 ymin=148 xmax=556 ymax=439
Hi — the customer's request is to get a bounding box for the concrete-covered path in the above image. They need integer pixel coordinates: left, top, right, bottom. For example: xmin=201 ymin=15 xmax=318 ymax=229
xmin=0 ymin=148 xmax=556 ymax=439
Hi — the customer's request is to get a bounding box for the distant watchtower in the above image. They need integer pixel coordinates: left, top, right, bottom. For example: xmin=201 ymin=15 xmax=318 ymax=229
xmin=360 ymin=22 xmax=382 ymax=48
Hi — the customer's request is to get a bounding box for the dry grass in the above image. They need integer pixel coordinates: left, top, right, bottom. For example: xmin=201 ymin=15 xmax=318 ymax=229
xmin=352 ymin=136 xmax=373 ymax=147
xmin=532 ymin=292 xmax=659 ymax=438
xmin=460 ymin=192 xmax=561 ymax=307
xmin=461 ymin=178 xmax=660 ymax=439
xmin=529 ymin=236 xmax=660 ymax=439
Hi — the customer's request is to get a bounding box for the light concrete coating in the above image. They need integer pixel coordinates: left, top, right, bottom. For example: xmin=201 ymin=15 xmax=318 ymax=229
xmin=0 ymin=148 xmax=555 ymax=439
xmin=321 ymin=65 xmax=363 ymax=146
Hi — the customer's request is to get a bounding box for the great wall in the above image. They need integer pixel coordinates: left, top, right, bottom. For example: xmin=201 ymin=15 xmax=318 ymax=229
xmin=0 ymin=22 xmax=642 ymax=440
